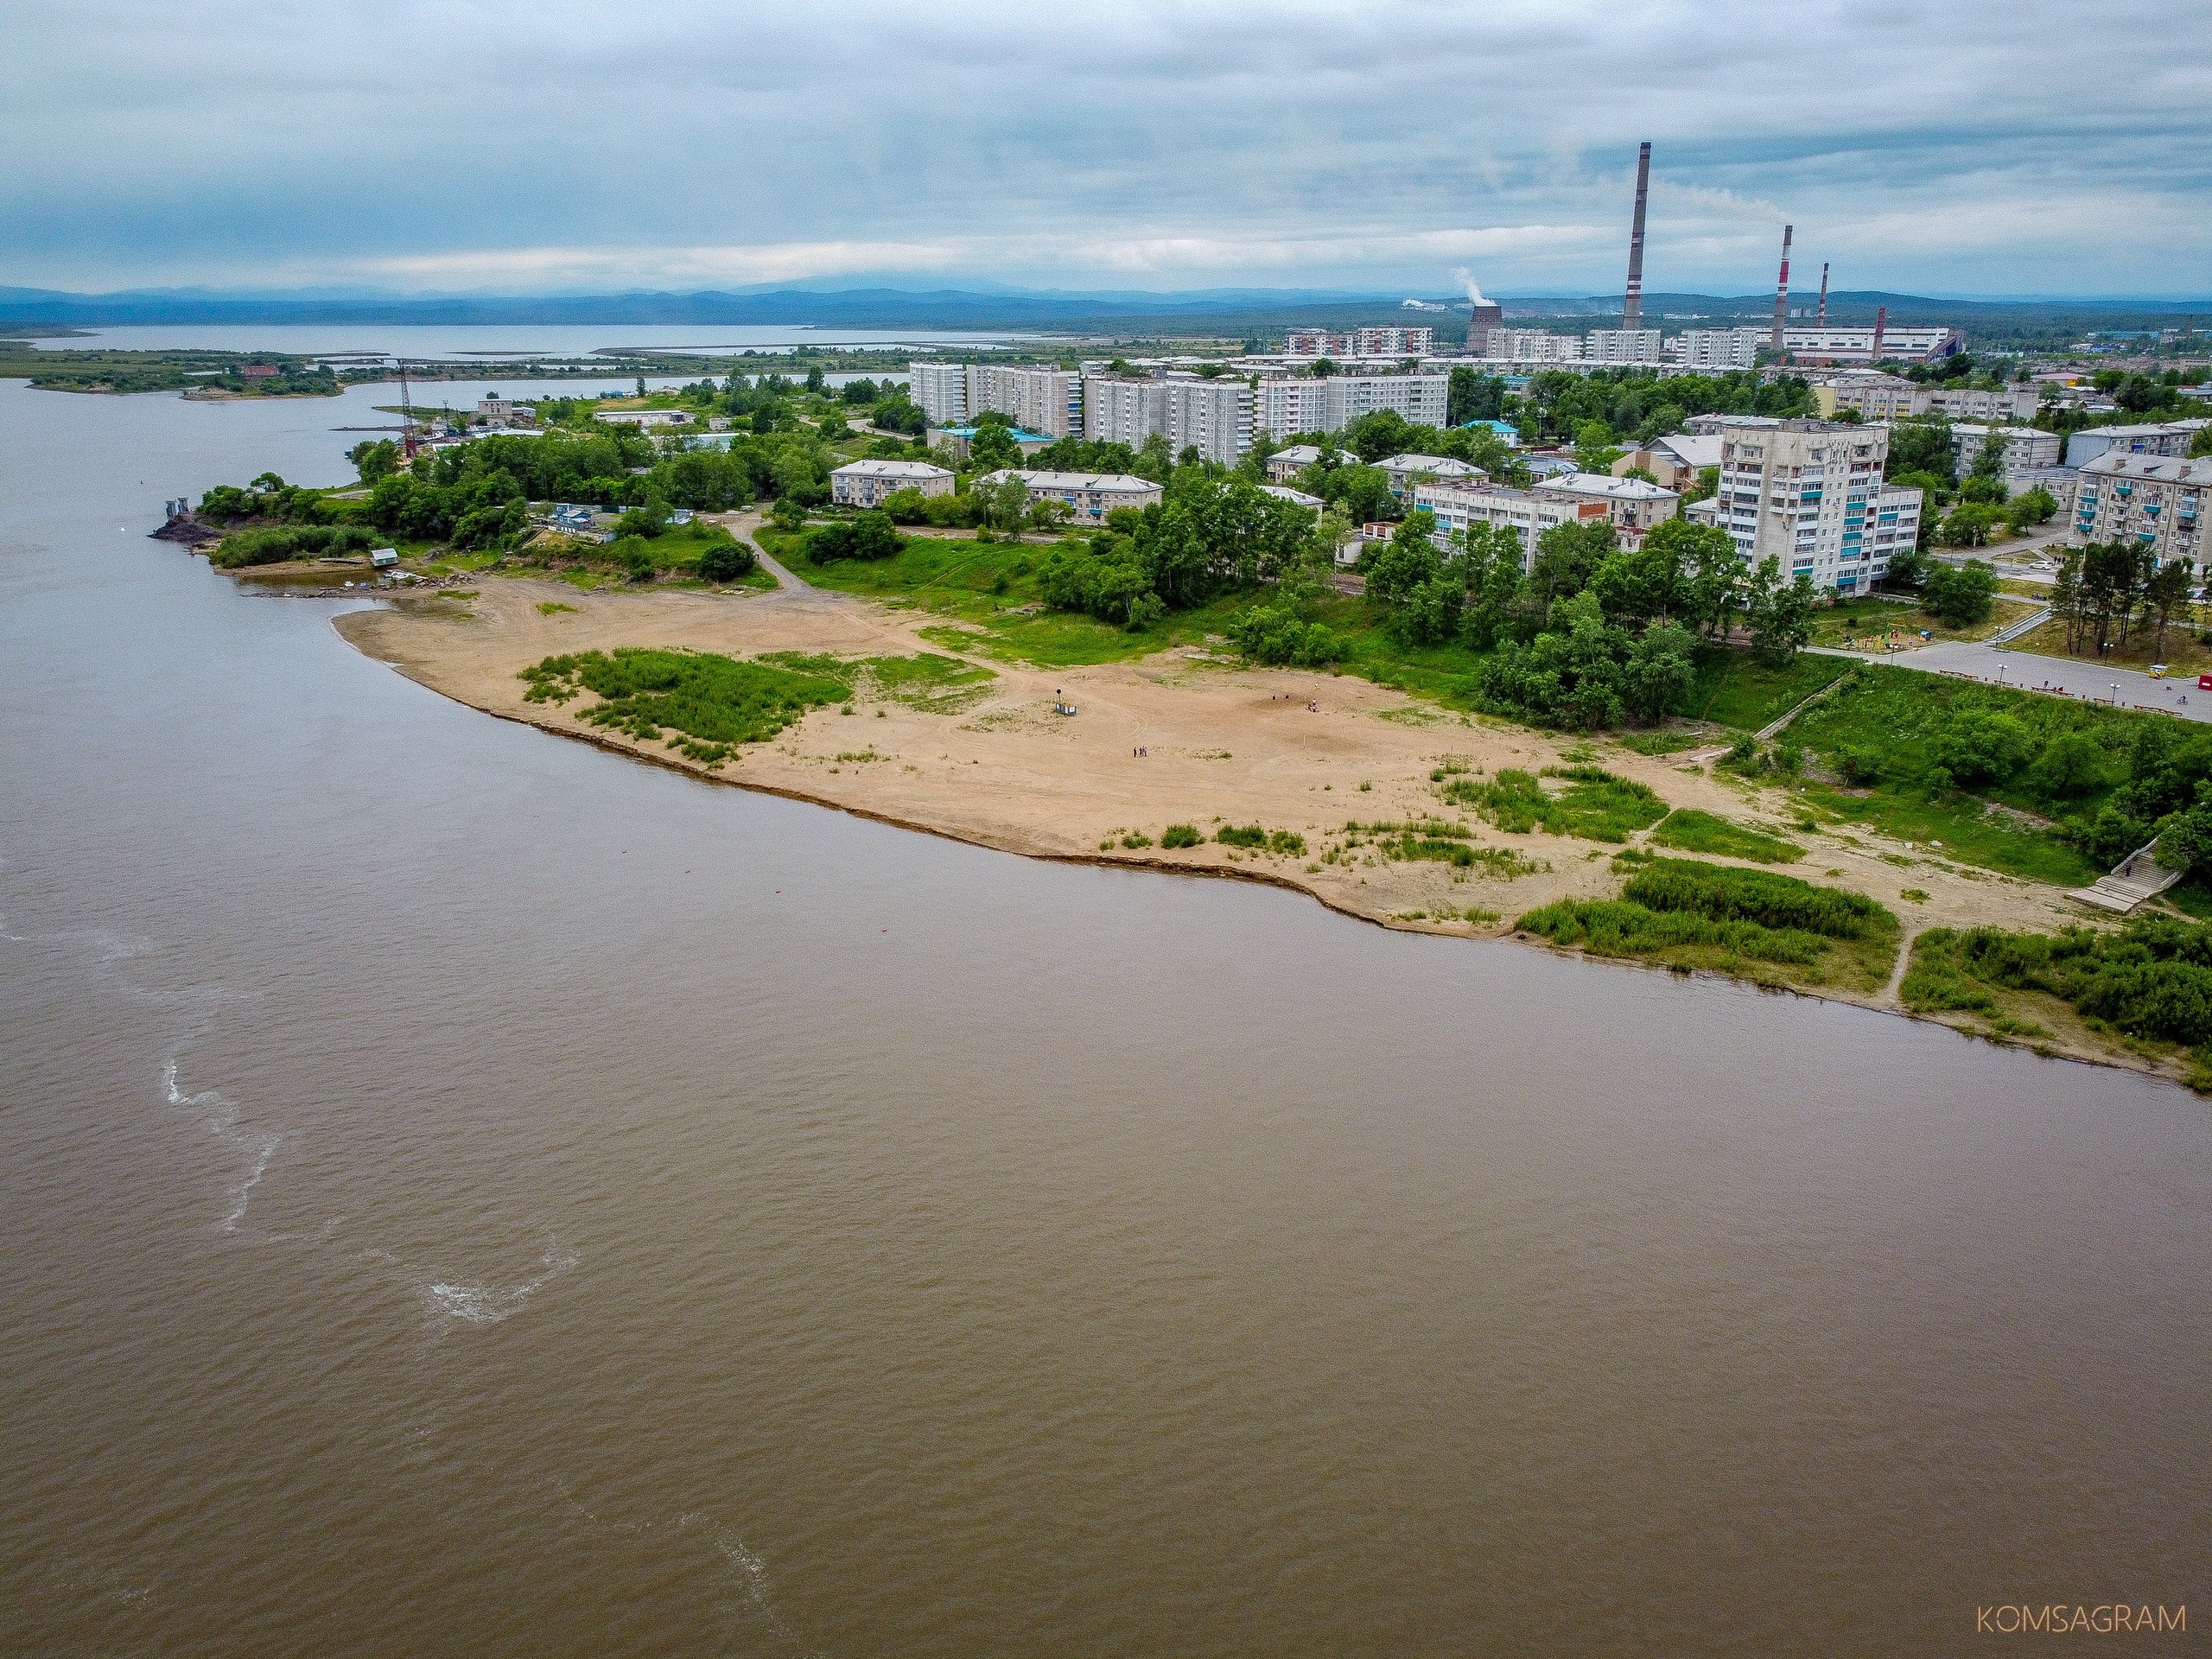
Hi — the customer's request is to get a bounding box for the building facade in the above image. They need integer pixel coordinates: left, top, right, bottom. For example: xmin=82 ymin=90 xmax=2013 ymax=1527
xmin=1583 ymin=329 xmax=1665 ymax=365
xmin=1946 ymin=423 xmax=2064 ymax=474
xmin=1378 ymin=454 xmax=1484 ymax=496
xmin=1531 ymin=473 xmax=1680 ymax=548
xmin=978 ymin=468 xmax=1164 ymax=520
xmin=1710 ymin=418 xmax=1921 ymax=594
xmin=1477 ymin=329 xmax=1584 ymax=364
xmin=907 ymin=361 xmax=969 ymax=423
xmin=829 ymin=459 xmax=955 ymax=508
xmin=1921 ymin=385 xmax=2042 ymax=423
xmin=1082 ymin=375 xmax=1253 ymax=466
xmin=1250 ymin=372 xmax=1448 ymax=438
xmin=963 ymin=365 xmax=1083 ymax=439
xmin=1412 ymin=481 xmax=1606 ymax=569
xmin=1672 ymin=328 xmax=1765 ymax=370
xmin=2071 ymin=453 xmax=2210 ymax=570
xmin=1814 ymin=370 xmax=1923 ymax=421
xmin=2065 ymin=421 xmax=2208 ymax=466
xmin=1284 ymin=326 xmax=1434 ymax=358
xmin=1781 ymin=325 xmax=1964 ymax=364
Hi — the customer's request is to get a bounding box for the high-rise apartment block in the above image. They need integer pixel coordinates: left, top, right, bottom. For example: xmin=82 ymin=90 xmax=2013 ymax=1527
xmin=1584 ymin=329 xmax=1665 ymax=365
xmin=1083 ymin=374 xmax=1254 ymax=466
xmin=1252 ymin=372 xmax=1449 ymax=439
xmin=1671 ymin=328 xmax=1765 ymax=370
xmin=1285 ymin=326 xmax=1434 ymax=358
xmin=1703 ymin=418 xmax=1921 ymax=594
xmin=906 ymin=362 xmax=1083 ymax=437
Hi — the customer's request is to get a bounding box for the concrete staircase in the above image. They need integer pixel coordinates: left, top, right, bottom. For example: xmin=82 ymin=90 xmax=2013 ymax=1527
xmin=2070 ymin=842 xmax=2185 ymax=913
xmin=1987 ymin=605 xmax=2053 ymax=646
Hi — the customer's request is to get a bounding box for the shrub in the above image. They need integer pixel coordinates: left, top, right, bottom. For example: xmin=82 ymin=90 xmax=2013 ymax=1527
xmin=518 ymin=647 xmax=849 ymax=754
xmin=1621 ymin=858 xmax=1888 ymax=939
xmin=1161 ymin=823 xmax=1203 ymax=849
xmin=1217 ymin=823 xmax=1268 ymax=849
xmin=806 ymin=511 xmax=904 ymax=563
xmin=695 ymin=538 xmax=757 ymax=583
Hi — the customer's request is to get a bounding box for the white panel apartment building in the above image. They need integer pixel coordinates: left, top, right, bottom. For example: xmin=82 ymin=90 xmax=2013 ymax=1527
xmin=1251 ymin=372 xmax=1449 ymax=438
xmin=906 ymin=362 xmax=1083 ymax=437
xmin=1477 ymin=330 xmax=1584 ymax=365
xmin=1412 ymin=481 xmax=1610 ymax=568
xmin=1584 ymin=329 xmax=1665 ymax=365
xmin=1943 ymin=423 xmax=2064 ymax=474
xmin=2071 ymin=453 xmax=2210 ymax=571
xmin=1083 ymin=374 xmax=1253 ymax=466
xmin=1672 ymin=328 xmax=1765 ymax=370
xmin=908 ymin=361 xmax=970 ymax=423
xmin=1704 ymin=418 xmax=1923 ymax=594
xmin=1284 ymin=326 xmax=1434 ymax=357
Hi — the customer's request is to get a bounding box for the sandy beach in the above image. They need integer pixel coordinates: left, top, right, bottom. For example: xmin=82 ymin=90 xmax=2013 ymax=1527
xmin=315 ymin=527 xmax=2161 ymax=1077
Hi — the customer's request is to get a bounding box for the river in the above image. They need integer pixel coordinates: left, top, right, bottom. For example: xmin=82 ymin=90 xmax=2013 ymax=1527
xmin=2 ymin=374 xmax=2206 ymax=1656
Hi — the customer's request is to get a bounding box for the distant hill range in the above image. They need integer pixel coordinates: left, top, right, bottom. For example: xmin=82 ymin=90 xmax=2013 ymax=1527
xmin=1 ymin=283 xmax=2203 ymax=345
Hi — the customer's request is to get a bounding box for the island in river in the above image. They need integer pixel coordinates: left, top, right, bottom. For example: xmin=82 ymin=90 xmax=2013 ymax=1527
xmin=314 ymin=509 xmax=2188 ymax=1089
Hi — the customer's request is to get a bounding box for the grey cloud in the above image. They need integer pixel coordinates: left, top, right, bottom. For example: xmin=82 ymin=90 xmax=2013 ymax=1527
xmin=2 ymin=0 xmax=2207 ymax=293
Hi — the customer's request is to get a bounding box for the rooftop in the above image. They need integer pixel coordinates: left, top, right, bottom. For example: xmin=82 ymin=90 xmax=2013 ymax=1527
xmin=832 ymin=458 xmax=955 ymax=478
xmin=982 ymin=468 xmax=1160 ymax=492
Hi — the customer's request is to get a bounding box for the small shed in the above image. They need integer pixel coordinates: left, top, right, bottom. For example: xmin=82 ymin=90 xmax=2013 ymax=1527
xmin=370 ymin=546 xmax=400 ymax=569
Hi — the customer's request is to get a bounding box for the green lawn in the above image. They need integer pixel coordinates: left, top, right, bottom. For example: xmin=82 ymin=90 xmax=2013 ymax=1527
xmin=1688 ymin=650 xmax=1853 ymax=730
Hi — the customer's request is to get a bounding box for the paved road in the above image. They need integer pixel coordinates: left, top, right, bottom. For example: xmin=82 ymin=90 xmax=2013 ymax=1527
xmin=1816 ymin=640 xmax=2212 ymax=722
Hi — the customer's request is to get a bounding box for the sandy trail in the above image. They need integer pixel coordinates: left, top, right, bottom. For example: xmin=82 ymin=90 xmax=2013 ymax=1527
xmin=332 ymin=551 xmax=2122 ymax=1055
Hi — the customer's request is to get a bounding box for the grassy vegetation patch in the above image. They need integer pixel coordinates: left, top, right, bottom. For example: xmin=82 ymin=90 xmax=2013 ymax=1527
xmin=752 ymin=649 xmax=997 ymax=711
xmin=1518 ymin=856 xmax=1898 ymax=992
xmin=1444 ymin=765 xmax=1665 ymax=842
xmin=519 ymin=647 xmax=849 ymax=764
xmin=1904 ymin=919 xmax=2212 ymax=1081
xmin=1688 ymin=651 xmax=1853 ymax=730
xmin=1649 ymin=809 xmax=1806 ymax=863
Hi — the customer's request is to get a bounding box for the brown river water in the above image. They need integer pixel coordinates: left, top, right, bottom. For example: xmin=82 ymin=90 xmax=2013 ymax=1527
xmin=2 ymin=374 xmax=2207 ymax=1656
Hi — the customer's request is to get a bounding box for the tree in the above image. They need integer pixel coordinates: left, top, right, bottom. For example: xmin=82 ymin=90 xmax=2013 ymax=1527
xmin=2028 ymin=730 xmax=2107 ymax=799
xmin=1639 ymin=518 xmax=1742 ymax=639
xmin=808 ymin=511 xmax=903 ymax=563
xmin=349 ymin=439 xmax=400 ymax=482
xmin=1527 ymin=518 xmax=1616 ymax=609
xmin=968 ymin=424 xmax=1021 ymax=471
xmin=1936 ymin=503 xmax=2004 ymax=548
xmin=1885 ymin=417 xmax=1955 ymax=482
xmin=1921 ymin=558 xmax=1998 ymax=626
xmin=2143 ymin=557 xmax=2194 ymax=660
xmin=2003 ymin=487 xmax=2057 ymax=531
xmin=1929 ymin=712 xmax=2033 ymax=785
xmin=974 ymin=474 xmax=1030 ymax=534
xmin=696 ymin=539 xmax=757 ymax=582
xmin=1743 ymin=557 xmax=1815 ymax=664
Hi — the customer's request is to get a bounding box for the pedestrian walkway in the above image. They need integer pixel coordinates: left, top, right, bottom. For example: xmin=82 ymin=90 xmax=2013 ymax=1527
xmin=1813 ymin=640 xmax=2212 ymax=724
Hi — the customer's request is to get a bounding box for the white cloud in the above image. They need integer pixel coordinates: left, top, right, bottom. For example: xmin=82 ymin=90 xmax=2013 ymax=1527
xmin=2 ymin=0 xmax=2208 ymax=295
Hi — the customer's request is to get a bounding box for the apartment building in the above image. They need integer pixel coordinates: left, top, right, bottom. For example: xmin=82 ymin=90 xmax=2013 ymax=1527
xmin=1251 ymin=372 xmax=1448 ymax=439
xmin=1535 ymin=473 xmax=1680 ymax=547
xmin=1476 ymin=329 xmax=1583 ymax=365
xmin=1814 ymin=370 xmax=1923 ymax=421
xmin=904 ymin=363 xmax=1084 ymax=437
xmin=1707 ymin=418 xmax=1922 ymax=594
xmin=830 ymin=458 xmax=956 ymax=509
xmin=1611 ymin=432 xmax=1723 ymax=492
xmin=2066 ymin=420 xmax=2209 ymax=466
xmin=1413 ymin=480 xmax=1605 ymax=569
xmin=908 ymin=361 xmax=969 ymax=423
xmin=1378 ymin=454 xmax=1484 ymax=496
xmin=1284 ymin=326 xmax=1434 ymax=358
xmin=2071 ymin=453 xmax=2210 ymax=571
xmin=1583 ymin=329 xmax=1665 ymax=365
xmin=1946 ymin=423 xmax=2064 ymax=474
xmin=1672 ymin=328 xmax=1765 ymax=371
xmin=1265 ymin=443 xmax=1357 ymax=482
xmin=977 ymin=468 xmax=1164 ymax=520
xmin=1081 ymin=374 xmax=1254 ymax=466
xmin=1921 ymin=384 xmax=2041 ymax=423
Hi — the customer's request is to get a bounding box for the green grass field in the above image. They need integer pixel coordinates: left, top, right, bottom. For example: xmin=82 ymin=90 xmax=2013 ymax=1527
xmin=1649 ymin=809 xmax=1805 ymax=863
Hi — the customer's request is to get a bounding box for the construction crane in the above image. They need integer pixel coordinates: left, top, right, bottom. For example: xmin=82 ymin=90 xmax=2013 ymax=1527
xmin=397 ymin=355 xmax=418 ymax=461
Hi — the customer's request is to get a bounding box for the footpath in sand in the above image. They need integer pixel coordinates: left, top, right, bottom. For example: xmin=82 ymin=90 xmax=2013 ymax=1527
xmin=331 ymin=524 xmax=2101 ymax=1025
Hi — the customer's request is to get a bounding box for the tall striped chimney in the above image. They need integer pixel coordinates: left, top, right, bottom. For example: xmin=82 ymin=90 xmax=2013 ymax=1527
xmin=1817 ymin=262 xmax=1829 ymax=326
xmin=1621 ymin=142 xmax=1651 ymax=334
xmin=1769 ymin=225 xmax=1793 ymax=353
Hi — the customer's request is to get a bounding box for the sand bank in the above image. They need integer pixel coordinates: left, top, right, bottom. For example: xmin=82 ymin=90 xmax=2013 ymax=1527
xmin=330 ymin=552 xmax=2165 ymax=1078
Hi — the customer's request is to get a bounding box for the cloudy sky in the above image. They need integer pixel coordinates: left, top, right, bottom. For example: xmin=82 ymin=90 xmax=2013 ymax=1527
xmin=6 ymin=0 xmax=2208 ymax=298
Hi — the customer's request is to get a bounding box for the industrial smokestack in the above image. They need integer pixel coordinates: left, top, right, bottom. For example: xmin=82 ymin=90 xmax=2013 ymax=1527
xmin=1457 ymin=270 xmax=1503 ymax=351
xmin=1817 ymin=262 xmax=1829 ymax=326
xmin=1769 ymin=225 xmax=1793 ymax=353
xmin=1871 ymin=304 xmax=1887 ymax=362
xmin=1621 ymin=141 xmax=1652 ymax=334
